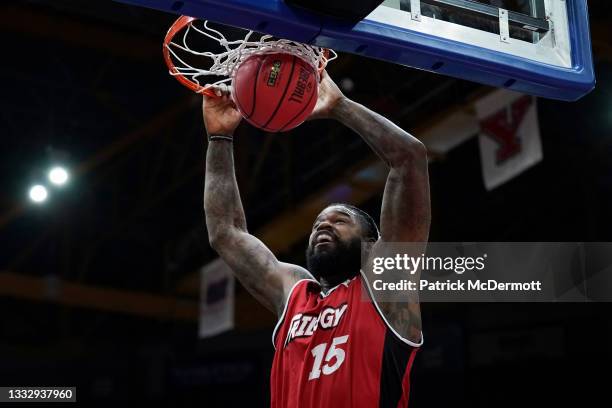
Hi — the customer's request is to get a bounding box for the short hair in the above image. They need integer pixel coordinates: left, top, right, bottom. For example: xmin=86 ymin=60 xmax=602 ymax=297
xmin=328 ymin=203 xmax=380 ymax=242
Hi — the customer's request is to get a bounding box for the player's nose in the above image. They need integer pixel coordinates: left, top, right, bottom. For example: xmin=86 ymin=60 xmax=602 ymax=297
xmin=315 ymin=219 xmax=333 ymax=232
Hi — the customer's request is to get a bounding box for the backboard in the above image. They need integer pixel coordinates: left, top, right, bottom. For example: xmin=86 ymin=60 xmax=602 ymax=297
xmin=115 ymin=0 xmax=595 ymax=101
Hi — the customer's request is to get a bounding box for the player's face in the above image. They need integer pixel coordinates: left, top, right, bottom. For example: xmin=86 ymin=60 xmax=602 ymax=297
xmin=306 ymin=206 xmax=364 ymax=280
xmin=308 ymin=206 xmax=363 ymax=254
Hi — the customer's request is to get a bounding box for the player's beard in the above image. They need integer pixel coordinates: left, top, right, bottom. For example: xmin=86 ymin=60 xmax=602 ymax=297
xmin=306 ymin=236 xmax=363 ymax=281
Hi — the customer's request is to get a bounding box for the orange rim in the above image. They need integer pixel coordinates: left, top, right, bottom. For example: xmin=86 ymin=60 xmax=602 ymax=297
xmin=163 ymin=16 xmax=332 ymax=96
xmin=163 ymin=16 xmax=218 ymax=97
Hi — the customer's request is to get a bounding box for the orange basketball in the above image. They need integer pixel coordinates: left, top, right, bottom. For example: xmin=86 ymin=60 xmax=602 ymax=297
xmin=232 ymin=53 xmax=318 ymax=132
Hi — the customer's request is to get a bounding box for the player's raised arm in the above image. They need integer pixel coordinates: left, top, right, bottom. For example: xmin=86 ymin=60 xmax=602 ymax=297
xmin=329 ymin=93 xmax=430 ymax=243
xmin=310 ymin=72 xmax=430 ymax=243
xmin=202 ymin=85 xmax=313 ymax=315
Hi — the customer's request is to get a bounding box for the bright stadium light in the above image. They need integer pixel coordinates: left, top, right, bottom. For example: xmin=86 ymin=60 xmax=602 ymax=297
xmin=48 ymin=166 xmax=69 ymax=186
xmin=29 ymin=185 xmax=48 ymax=203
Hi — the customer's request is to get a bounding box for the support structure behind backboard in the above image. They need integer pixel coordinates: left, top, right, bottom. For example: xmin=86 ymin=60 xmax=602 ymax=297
xmin=114 ymin=0 xmax=595 ymax=101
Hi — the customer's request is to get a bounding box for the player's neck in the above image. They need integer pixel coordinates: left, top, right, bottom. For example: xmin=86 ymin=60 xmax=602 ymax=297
xmin=318 ymin=271 xmax=357 ymax=294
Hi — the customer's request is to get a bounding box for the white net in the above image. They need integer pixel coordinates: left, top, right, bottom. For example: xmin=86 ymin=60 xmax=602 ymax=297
xmin=166 ymin=20 xmax=337 ymax=93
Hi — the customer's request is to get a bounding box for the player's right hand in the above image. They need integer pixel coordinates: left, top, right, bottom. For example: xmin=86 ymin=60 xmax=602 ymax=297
xmin=202 ymin=83 xmax=242 ymax=137
xmin=308 ymin=70 xmax=346 ymax=121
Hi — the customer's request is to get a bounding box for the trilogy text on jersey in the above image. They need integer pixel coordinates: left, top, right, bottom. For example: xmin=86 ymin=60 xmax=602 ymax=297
xmin=284 ymin=303 xmax=348 ymax=347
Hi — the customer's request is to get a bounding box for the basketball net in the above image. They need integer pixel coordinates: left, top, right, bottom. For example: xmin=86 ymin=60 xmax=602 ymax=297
xmin=163 ymin=16 xmax=337 ymax=96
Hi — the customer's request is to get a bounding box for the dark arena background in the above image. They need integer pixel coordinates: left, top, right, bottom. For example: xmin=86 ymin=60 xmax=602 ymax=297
xmin=1 ymin=0 xmax=611 ymax=406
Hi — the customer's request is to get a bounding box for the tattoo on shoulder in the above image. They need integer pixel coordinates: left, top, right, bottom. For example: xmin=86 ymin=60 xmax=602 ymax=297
xmin=289 ymin=267 xmax=315 ymax=282
xmin=380 ymin=301 xmax=422 ymax=342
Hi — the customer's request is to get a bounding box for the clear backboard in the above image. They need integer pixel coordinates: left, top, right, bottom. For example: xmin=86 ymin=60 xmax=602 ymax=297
xmin=115 ymin=0 xmax=595 ymax=101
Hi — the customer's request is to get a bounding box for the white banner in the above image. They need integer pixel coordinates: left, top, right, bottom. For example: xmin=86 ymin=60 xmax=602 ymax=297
xmin=199 ymin=258 xmax=234 ymax=338
xmin=475 ymin=89 xmax=542 ymax=190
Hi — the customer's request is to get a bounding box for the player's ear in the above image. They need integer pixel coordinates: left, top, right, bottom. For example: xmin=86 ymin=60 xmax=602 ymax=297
xmin=362 ymin=237 xmax=377 ymax=247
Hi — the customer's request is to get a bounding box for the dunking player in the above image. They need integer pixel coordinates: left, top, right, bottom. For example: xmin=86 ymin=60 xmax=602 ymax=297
xmin=203 ymin=71 xmax=430 ymax=407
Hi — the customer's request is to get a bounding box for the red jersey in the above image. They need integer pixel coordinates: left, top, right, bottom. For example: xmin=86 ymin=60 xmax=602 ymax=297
xmin=270 ymin=275 xmax=421 ymax=408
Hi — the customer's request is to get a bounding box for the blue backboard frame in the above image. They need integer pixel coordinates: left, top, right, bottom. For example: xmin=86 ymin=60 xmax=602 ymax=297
xmin=115 ymin=0 xmax=595 ymax=101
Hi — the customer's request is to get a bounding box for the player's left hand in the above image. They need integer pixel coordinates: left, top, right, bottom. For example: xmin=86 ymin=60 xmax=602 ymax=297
xmin=202 ymin=83 xmax=242 ymax=136
xmin=308 ymin=70 xmax=346 ymax=120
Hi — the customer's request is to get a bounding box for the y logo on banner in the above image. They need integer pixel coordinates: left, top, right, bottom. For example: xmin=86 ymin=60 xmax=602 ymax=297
xmin=480 ymin=95 xmax=532 ymax=165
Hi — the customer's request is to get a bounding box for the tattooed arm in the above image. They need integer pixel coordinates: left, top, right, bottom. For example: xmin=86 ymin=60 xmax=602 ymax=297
xmin=203 ymin=85 xmax=313 ymax=315
xmin=312 ymin=72 xmax=431 ymax=343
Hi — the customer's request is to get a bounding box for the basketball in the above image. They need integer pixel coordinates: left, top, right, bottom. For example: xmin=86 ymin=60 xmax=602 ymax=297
xmin=232 ymin=53 xmax=318 ymax=132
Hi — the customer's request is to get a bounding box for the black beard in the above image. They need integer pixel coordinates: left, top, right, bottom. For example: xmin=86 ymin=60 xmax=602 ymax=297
xmin=306 ymin=236 xmax=362 ymax=281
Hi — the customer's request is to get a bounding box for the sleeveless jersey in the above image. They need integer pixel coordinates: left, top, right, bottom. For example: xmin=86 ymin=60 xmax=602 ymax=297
xmin=270 ymin=275 xmax=421 ymax=408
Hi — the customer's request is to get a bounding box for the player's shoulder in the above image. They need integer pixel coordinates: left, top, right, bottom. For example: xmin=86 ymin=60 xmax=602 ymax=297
xmin=358 ymin=272 xmax=424 ymax=347
xmin=280 ymin=262 xmax=315 ymax=284
xmin=281 ymin=267 xmax=319 ymax=299
xmin=278 ymin=262 xmax=316 ymax=295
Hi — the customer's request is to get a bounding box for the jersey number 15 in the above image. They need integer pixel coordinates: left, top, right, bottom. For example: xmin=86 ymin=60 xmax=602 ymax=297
xmin=308 ymin=335 xmax=349 ymax=380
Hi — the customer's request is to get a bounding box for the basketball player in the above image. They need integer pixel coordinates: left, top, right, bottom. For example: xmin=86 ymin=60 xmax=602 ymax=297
xmin=203 ymin=71 xmax=430 ymax=407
